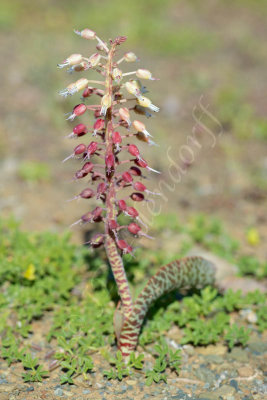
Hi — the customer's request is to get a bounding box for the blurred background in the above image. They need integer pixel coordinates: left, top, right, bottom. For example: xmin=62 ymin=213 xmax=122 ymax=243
xmin=0 ymin=0 xmax=266 ymax=257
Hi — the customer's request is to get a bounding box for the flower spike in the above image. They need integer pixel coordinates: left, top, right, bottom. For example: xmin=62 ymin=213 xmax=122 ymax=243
xmin=58 ymin=30 xmax=215 ymax=363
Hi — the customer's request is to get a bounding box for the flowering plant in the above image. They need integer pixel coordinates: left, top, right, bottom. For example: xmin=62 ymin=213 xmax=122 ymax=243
xmin=58 ymin=29 xmax=215 ymax=359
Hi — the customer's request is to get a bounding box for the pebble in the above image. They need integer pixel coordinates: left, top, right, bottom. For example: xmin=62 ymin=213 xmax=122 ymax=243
xmin=228 ymin=348 xmax=249 ymax=362
xmin=127 ymin=380 xmax=137 ymax=385
xmin=83 ymin=389 xmax=91 ymax=394
xmin=229 ymin=379 xmax=239 ymax=391
xmin=238 ymin=366 xmax=254 ymax=377
xmin=246 ymin=311 xmax=258 ymax=324
xmin=183 ymin=345 xmax=195 ymax=356
xmin=54 ymin=387 xmax=64 ymax=396
xmin=200 ymin=384 xmax=236 ymax=399
xmin=0 ymin=385 xmax=10 ymax=392
xmin=204 ymin=355 xmax=225 ymax=364
xmin=26 ymin=386 xmax=34 ymax=392
xmin=259 ymin=359 xmax=267 ymax=374
xmin=173 ymin=389 xmax=193 ymax=399
xmin=248 ymin=341 xmax=267 ymax=354
xmin=194 ymin=367 xmax=216 ymax=385
xmin=197 ymin=344 xmax=227 ymax=356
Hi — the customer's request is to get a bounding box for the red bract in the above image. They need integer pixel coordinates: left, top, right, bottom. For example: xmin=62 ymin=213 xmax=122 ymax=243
xmin=135 ymin=158 xmax=160 ymax=174
xmin=131 ymin=192 xmax=145 ymax=202
xmin=135 ymin=158 xmax=147 ymax=168
xmin=92 ymin=206 xmax=103 ymax=220
xmin=67 ymin=123 xmax=88 ymax=138
xmin=66 ymin=103 xmax=87 ymax=121
xmin=82 ymin=161 xmax=94 ymax=173
xmin=74 ymin=103 xmax=87 ymax=115
xmin=74 ymin=144 xmax=86 ymax=154
xmin=105 ymin=153 xmax=115 ymax=170
xmin=122 ymin=171 xmax=133 ymax=183
xmin=82 ymin=87 xmax=94 ymax=97
xmin=128 ymin=222 xmax=141 ymax=235
xmin=81 ymin=207 xmax=103 ymax=223
xmin=63 ymin=143 xmax=87 ymax=162
xmin=112 ymin=131 xmax=122 ymax=144
xmin=118 ymin=199 xmax=127 ymax=211
xmin=128 ymin=144 xmax=140 ymax=157
xmin=81 ymin=211 xmax=94 ymax=222
xmin=117 ymin=239 xmax=127 ymax=249
xmin=94 ymin=109 xmax=102 ymax=118
xmin=126 ymin=206 xmax=138 ymax=218
xmin=75 ymin=169 xmax=88 ymax=179
xmin=93 ymin=118 xmax=105 ymax=135
xmin=87 ymin=141 xmax=98 ymax=157
xmin=133 ymin=181 xmax=146 ymax=192
xmin=74 ymin=123 xmax=87 ymax=136
xmin=80 ymin=188 xmax=95 ymax=199
xmin=124 ymin=245 xmax=133 ymax=254
xmin=90 ymin=233 xmax=105 ymax=247
xmin=97 ymin=182 xmax=107 ymax=198
xmin=117 ymin=239 xmax=133 ymax=254
xmin=109 ymin=219 xmax=118 ymax=230
xmin=129 ymin=166 xmax=142 ymax=176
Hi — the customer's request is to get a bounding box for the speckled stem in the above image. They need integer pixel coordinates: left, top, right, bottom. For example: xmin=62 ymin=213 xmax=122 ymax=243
xmin=104 ymin=43 xmax=133 ymax=318
xmin=118 ymin=256 xmax=215 ymax=357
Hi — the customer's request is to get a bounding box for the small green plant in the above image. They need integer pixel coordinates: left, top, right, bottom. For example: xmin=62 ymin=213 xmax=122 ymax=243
xmin=256 ymin=305 xmax=267 ymax=333
xmin=103 ymin=351 xmax=144 ymax=381
xmin=225 ymin=324 xmax=250 ymax=349
xmin=1 ymin=333 xmax=25 ymax=366
xmin=22 ymin=354 xmax=48 ymax=382
xmin=145 ymin=339 xmax=181 ymax=385
xmin=103 ymin=351 xmax=130 ymax=381
xmin=237 ymin=256 xmax=267 ymax=279
xmin=55 ymin=339 xmax=94 ymax=385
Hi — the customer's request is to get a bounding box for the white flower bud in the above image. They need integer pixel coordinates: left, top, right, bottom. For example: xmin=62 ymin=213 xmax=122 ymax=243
xmin=125 ymin=81 xmax=141 ymax=98
xmin=132 ymin=120 xmax=152 ymax=137
xmin=136 ymin=69 xmax=153 ymax=80
xmin=59 ymin=82 xmax=76 ymax=97
xmin=124 ymin=52 xmax=138 ymax=62
xmin=73 ymin=78 xmax=89 ymax=93
xmin=88 ymin=53 xmax=101 ymax=67
xmin=60 ymin=78 xmax=89 ymax=96
xmin=74 ymin=28 xmax=96 ymax=40
xmin=131 ymin=80 xmax=148 ymax=94
xmin=112 ymin=68 xmax=122 ymax=82
xmin=57 ymin=54 xmax=83 ymax=69
xmin=119 ymin=107 xmax=131 ymax=126
xmin=101 ymin=94 xmax=112 ymax=116
xmin=137 ymin=96 xmax=159 ymax=112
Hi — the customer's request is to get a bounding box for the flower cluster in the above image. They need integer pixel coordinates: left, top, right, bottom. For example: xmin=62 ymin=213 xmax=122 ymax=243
xmin=58 ymin=29 xmax=160 ymax=256
xmin=57 ymin=29 xmax=216 ymax=361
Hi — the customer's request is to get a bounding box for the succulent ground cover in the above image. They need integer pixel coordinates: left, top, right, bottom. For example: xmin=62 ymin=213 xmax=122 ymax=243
xmin=0 ymin=216 xmax=266 ymax=394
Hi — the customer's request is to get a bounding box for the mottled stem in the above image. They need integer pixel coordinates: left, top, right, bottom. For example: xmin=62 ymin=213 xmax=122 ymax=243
xmin=118 ymin=256 xmax=215 ymax=357
xmin=104 ymin=43 xmax=133 ymax=318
